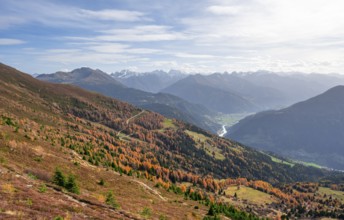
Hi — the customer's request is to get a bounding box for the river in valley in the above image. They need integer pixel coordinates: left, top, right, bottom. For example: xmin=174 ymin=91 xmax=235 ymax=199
xmin=218 ymin=125 xmax=227 ymax=137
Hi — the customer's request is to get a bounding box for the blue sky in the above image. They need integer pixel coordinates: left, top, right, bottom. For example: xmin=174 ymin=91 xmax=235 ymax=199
xmin=1 ymin=0 xmax=344 ymax=74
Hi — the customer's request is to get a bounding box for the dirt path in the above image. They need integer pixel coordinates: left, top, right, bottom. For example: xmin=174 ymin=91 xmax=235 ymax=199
xmin=133 ymin=179 xmax=167 ymax=201
xmin=117 ymin=110 xmax=146 ymax=136
xmin=126 ymin=110 xmax=146 ymax=125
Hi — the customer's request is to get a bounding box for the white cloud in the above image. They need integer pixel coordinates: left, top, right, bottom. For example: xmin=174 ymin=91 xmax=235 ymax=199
xmin=2 ymin=0 xmax=344 ymax=74
xmin=40 ymin=50 xmax=135 ymax=65
xmin=96 ymin=25 xmax=189 ymax=42
xmin=85 ymin=43 xmax=161 ymax=54
xmin=174 ymin=53 xmax=216 ymax=59
xmin=46 ymin=49 xmax=81 ymax=53
xmin=127 ymin=48 xmax=161 ymax=54
xmin=78 ymin=9 xmax=146 ymax=22
xmin=101 ymin=25 xmax=171 ymax=34
xmin=207 ymin=5 xmax=242 ymax=15
xmin=0 ymin=16 xmax=25 ymax=29
xmin=0 ymin=0 xmax=148 ymax=29
xmin=0 ymin=38 xmax=25 ymax=45
xmin=175 ymin=0 xmax=344 ymax=73
xmin=202 ymin=0 xmax=344 ymax=44
xmin=86 ymin=43 xmax=130 ymax=53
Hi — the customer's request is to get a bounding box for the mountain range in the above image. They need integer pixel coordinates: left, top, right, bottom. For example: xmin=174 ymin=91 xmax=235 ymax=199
xmin=162 ymin=74 xmax=275 ymax=114
xmin=37 ymin=68 xmax=344 ymax=169
xmin=161 ymin=71 xmax=344 ymax=114
xmin=62 ymin=68 xmax=344 ymax=120
xmin=227 ymin=85 xmax=344 ymax=170
xmin=36 ymin=68 xmax=219 ymax=133
xmin=233 ymin=71 xmax=344 ymax=106
xmin=111 ymin=69 xmax=185 ymax=93
xmin=30 ymin=64 xmax=324 ymax=183
xmin=2 ymin=62 xmax=344 ymax=218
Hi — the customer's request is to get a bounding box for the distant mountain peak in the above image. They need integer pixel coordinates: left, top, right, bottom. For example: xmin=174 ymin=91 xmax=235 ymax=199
xmin=150 ymin=69 xmax=165 ymax=74
xmin=111 ymin=69 xmax=139 ymax=79
xmin=111 ymin=69 xmax=186 ymax=78
xmin=70 ymin=67 xmax=108 ymax=75
xmin=168 ymin=69 xmax=184 ymax=75
xmin=37 ymin=67 xmax=124 ymax=86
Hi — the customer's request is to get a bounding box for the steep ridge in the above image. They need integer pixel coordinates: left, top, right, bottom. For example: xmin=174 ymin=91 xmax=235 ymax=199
xmin=227 ymin=86 xmax=344 ymax=169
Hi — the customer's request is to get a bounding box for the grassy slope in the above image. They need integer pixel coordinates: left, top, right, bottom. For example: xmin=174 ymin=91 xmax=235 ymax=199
xmin=185 ymin=130 xmax=225 ymax=160
xmin=224 ymin=186 xmax=277 ymax=206
xmin=0 ymin=64 xmax=209 ymax=219
xmin=0 ymin=143 xmax=208 ymax=220
xmin=318 ymin=187 xmax=344 ymax=201
xmin=0 ymin=107 xmax=208 ymax=220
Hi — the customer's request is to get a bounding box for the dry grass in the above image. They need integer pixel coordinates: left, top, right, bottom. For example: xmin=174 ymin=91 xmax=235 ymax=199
xmin=223 ymin=185 xmax=277 ymax=206
xmin=2 ymin=183 xmax=16 ymax=194
xmin=0 ymin=125 xmax=209 ymax=219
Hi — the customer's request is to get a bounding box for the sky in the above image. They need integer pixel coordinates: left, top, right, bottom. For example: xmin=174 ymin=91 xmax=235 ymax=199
xmin=1 ymin=0 xmax=344 ymax=74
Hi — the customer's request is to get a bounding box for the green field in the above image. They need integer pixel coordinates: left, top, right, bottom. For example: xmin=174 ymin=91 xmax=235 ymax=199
xmin=296 ymin=161 xmax=323 ymax=169
xmin=185 ymin=130 xmax=209 ymax=142
xmin=260 ymin=151 xmax=324 ymax=169
xmin=318 ymin=187 xmax=344 ymax=201
xmin=158 ymin=118 xmax=177 ymax=132
xmin=214 ymin=113 xmax=254 ymax=127
xmin=270 ymin=156 xmax=294 ymax=167
xmin=185 ymin=130 xmax=225 ymax=160
xmin=260 ymin=151 xmax=295 ymax=167
xmin=224 ymin=185 xmax=277 ymax=205
xmin=161 ymin=118 xmax=176 ymax=129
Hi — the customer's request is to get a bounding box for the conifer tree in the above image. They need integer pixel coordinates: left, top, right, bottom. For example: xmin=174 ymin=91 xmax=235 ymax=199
xmin=53 ymin=168 xmax=66 ymax=187
xmin=65 ymin=174 xmax=80 ymax=194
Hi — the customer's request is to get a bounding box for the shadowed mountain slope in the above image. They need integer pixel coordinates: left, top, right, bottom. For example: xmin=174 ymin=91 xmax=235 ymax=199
xmin=162 ymin=74 xmax=260 ymax=114
xmin=227 ymin=86 xmax=344 ymax=169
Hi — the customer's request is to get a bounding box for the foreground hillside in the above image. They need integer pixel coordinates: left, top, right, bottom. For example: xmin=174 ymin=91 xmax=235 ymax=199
xmin=227 ymin=86 xmax=344 ymax=170
xmin=1 ymin=63 xmax=344 ymax=219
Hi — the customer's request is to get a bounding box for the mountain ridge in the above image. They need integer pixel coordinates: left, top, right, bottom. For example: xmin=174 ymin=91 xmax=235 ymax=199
xmin=37 ymin=68 xmax=219 ymax=133
xmin=39 ymin=67 xmax=124 ymax=86
xmin=162 ymin=71 xmax=344 ymax=115
xmin=162 ymin=74 xmax=262 ymax=114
